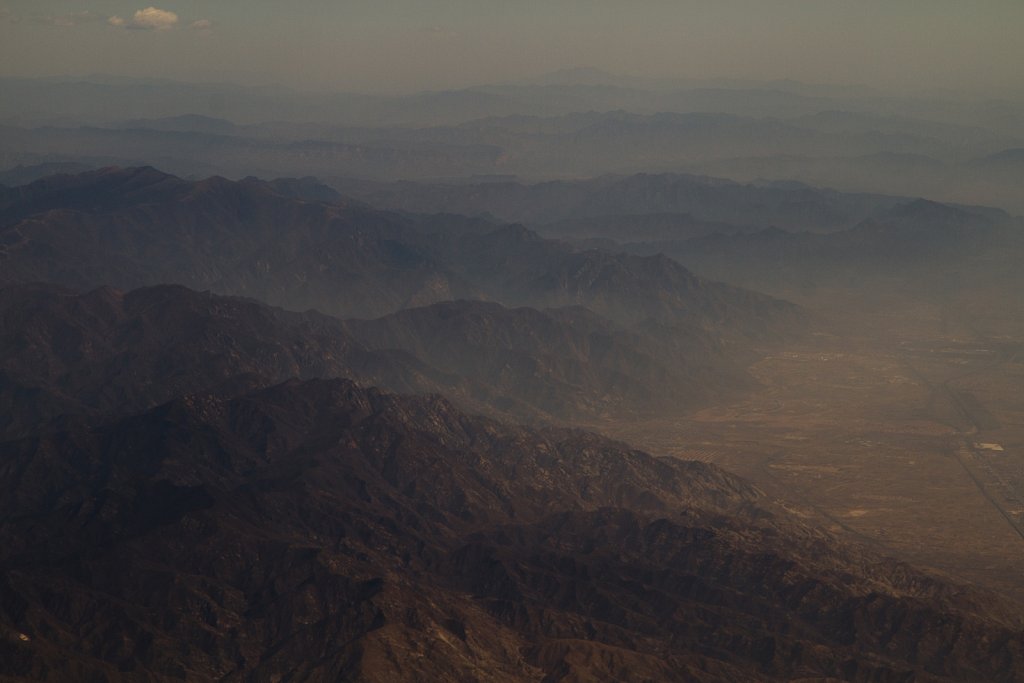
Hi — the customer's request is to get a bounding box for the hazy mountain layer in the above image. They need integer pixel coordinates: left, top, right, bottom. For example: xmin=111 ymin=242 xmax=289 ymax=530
xmin=331 ymin=172 xmax=909 ymax=231
xmin=344 ymin=299 xmax=744 ymax=421
xmin=0 ymin=167 xmax=803 ymax=342
xmin=4 ymin=75 xmax=1023 ymax=212
xmin=4 ymin=105 xmax=1020 ymax=212
xmin=571 ymin=198 xmax=1024 ymax=301
xmin=0 ymin=281 xmax=762 ymax=443
xmin=0 ymin=166 xmax=481 ymax=318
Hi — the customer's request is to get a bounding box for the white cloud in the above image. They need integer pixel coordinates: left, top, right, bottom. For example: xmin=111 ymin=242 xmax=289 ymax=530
xmin=190 ymin=19 xmax=212 ymax=32
xmin=109 ymin=7 xmax=179 ymax=31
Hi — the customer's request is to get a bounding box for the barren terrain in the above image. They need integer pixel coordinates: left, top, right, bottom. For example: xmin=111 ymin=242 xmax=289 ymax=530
xmin=595 ymin=289 xmax=1024 ymax=602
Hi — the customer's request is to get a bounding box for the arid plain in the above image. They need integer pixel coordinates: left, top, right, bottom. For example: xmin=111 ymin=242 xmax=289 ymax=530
xmin=597 ymin=287 xmax=1024 ymax=603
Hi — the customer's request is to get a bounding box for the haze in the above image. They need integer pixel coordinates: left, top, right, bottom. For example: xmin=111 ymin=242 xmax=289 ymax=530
xmin=2 ymin=0 xmax=1024 ymax=95
xmin=4 ymin=2 xmax=1024 ymax=681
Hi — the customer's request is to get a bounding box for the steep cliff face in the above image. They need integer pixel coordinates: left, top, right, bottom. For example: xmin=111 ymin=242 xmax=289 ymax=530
xmin=1 ymin=379 xmax=1020 ymax=682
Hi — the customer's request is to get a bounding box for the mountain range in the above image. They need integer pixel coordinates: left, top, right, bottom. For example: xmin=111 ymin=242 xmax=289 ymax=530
xmin=0 ymin=167 xmax=804 ymax=338
xmin=0 ymin=282 xmax=751 ymax=439
xmin=573 ymin=198 xmax=1024 ymax=300
xmin=4 ymin=72 xmax=1024 ymax=214
xmin=3 ymin=378 xmax=1022 ymax=681
xmin=330 ymin=172 xmax=910 ymax=231
xmin=2 ymin=164 xmax=1023 ymax=681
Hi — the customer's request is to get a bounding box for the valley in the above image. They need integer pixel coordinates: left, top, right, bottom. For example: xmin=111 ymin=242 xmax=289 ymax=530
xmin=595 ymin=289 xmax=1024 ymax=603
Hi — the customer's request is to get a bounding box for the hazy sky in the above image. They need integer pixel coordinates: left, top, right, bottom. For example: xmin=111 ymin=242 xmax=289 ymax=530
xmin=1 ymin=1 xmax=1022 ymax=94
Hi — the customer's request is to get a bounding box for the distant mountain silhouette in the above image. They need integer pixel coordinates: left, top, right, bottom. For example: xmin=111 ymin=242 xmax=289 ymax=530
xmin=261 ymin=176 xmax=344 ymax=203
xmin=0 ymin=167 xmax=479 ymax=318
xmin=0 ymin=167 xmax=804 ymax=340
xmin=974 ymin=147 xmax=1024 ymax=167
xmin=566 ymin=197 xmax=1024 ymax=296
xmin=332 ymin=171 xmax=907 ymax=230
xmin=0 ymin=162 xmax=98 ymax=188
xmin=117 ymin=114 xmax=241 ymax=136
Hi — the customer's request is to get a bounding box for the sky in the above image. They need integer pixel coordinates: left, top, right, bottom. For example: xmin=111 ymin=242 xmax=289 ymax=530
xmin=0 ymin=1 xmax=1022 ymax=95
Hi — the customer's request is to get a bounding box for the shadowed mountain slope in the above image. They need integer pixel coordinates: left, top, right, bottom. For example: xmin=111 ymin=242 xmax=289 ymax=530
xmin=0 ymin=283 xmax=455 ymax=440
xmin=1 ymin=378 xmax=1022 ymax=682
xmin=344 ymin=299 xmax=744 ymax=421
xmin=0 ymin=283 xmax=751 ymax=441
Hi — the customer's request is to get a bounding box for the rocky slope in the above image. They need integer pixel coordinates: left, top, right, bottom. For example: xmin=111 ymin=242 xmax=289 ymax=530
xmin=0 ymin=283 xmax=453 ymax=439
xmin=344 ymin=299 xmax=744 ymax=420
xmin=0 ymin=283 xmax=746 ymax=440
xmin=1 ymin=378 xmax=1021 ymax=682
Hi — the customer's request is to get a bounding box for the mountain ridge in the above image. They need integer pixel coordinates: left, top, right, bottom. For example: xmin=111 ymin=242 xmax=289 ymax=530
xmin=0 ymin=167 xmax=805 ymax=342
xmin=2 ymin=377 xmax=1021 ymax=682
xmin=0 ymin=282 xmax=756 ymax=440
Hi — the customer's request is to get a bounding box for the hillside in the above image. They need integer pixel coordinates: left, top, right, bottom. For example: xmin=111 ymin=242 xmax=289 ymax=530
xmin=2 ymin=378 xmax=1022 ymax=681
xmin=0 ymin=283 xmax=753 ymax=439
xmin=0 ymin=283 xmax=454 ymax=440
